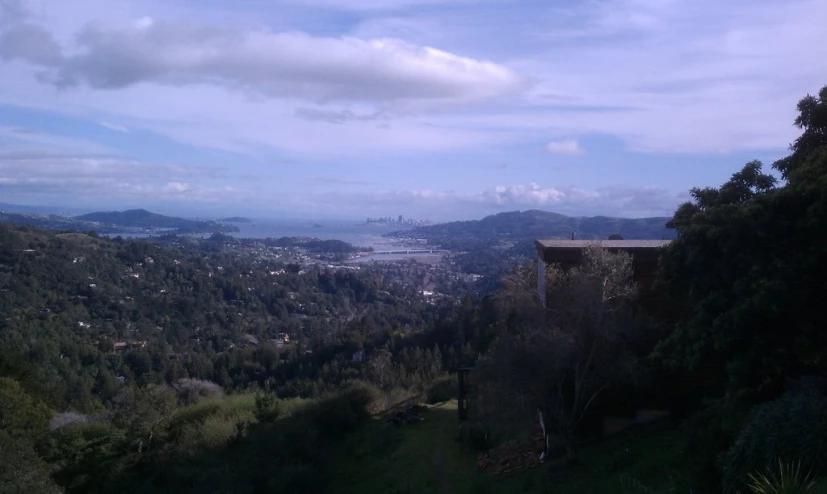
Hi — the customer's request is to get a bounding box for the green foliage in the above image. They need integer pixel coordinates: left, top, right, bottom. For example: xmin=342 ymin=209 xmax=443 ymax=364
xmin=168 ymin=398 xmax=227 ymax=433
xmin=746 ymin=460 xmax=816 ymax=494
xmin=254 ymin=390 xmax=282 ymax=423
xmin=656 ymin=85 xmax=827 ymax=402
xmin=0 ymin=377 xmax=51 ymax=439
xmin=0 ymin=221 xmax=463 ymax=413
xmin=681 ymin=399 xmax=749 ymax=492
xmin=0 ymin=431 xmax=62 ymax=494
xmin=473 ymin=245 xmax=643 ymax=462
xmin=301 ymin=382 xmax=380 ymax=439
xmin=720 ymin=392 xmax=827 ymax=494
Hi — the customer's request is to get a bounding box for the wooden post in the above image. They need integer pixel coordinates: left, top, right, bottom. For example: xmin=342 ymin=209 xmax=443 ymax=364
xmin=458 ymin=367 xmax=471 ymax=421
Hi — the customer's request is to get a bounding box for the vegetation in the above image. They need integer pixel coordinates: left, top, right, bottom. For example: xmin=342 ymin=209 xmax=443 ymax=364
xmin=0 ymin=208 xmax=239 ymax=235
xmin=473 ymin=246 xmax=645 ymax=463
xmin=74 ymin=208 xmax=240 ymax=233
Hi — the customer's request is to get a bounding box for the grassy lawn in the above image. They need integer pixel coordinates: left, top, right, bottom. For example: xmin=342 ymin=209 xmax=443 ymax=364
xmin=329 ymin=400 xmax=691 ymax=494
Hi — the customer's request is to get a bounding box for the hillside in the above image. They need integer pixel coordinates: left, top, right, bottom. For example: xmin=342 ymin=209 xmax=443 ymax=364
xmin=331 ymin=400 xmax=827 ymax=494
xmin=395 ymin=210 xmax=675 ymax=247
xmin=74 ymin=209 xmax=239 ymax=233
xmin=387 ymin=210 xmax=675 ymax=293
xmin=331 ymin=400 xmax=688 ymax=494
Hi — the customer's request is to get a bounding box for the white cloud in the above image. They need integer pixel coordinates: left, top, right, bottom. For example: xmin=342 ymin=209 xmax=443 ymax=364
xmin=545 ymin=138 xmax=585 ymax=156
xmin=278 ymin=0 xmax=481 ymax=11
xmin=0 ymin=0 xmax=825 ymax=219
xmin=305 ymin=182 xmax=678 ymax=219
xmin=5 ymin=17 xmax=521 ymax=106
xmin=99 ymin=121 xmax=129 ymax=132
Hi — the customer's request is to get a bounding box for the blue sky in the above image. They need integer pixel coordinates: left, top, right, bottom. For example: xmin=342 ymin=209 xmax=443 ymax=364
xmin=0 ymin=0 xmax=824 ymax=221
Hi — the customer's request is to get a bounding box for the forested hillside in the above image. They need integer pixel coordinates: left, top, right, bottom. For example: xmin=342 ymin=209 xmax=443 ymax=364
xmin=0 ymin=225 xmax=503 ymax=492
xmin=0 ymin=208 xmax=238 ymax=235
xmin=0 ymin=227 xmax=483 ymax=412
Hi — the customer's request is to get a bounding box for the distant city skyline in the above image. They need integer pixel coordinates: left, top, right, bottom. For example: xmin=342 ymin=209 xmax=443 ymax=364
xmin=1 ymin=0 xmax=825 ymax=221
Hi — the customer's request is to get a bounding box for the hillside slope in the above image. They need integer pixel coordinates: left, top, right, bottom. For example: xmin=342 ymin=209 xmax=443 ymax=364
xmin=397 ymin=210 xmax=675 ymax=247
xmin=330 ymin=400 xmax=689 ymax=494
xmin=74 ymin=209 xmax=238 ymax=233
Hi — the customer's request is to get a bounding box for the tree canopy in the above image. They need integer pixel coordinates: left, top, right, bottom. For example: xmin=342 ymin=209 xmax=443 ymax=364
xmin=656 ymin=85 xmax=827 ymax=403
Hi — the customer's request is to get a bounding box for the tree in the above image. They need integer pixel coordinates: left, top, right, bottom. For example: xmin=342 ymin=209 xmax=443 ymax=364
xmin=112 ymin=385 xmax=178 ymax=454
xmin=655 ymin=85 xmax=827 ymax=403
xmin=474 ymin=245 xmax=641 ymax=463
xmin=367 ymin=349 xmax=394 ymax=391
xmin=0 ymin=431 xmax=62 ymax=494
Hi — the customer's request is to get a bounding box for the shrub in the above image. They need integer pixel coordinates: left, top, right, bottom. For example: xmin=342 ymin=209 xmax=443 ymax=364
xmin=174 ymin=415 xmax=237 ymax=455
xmin=0 ymin=377 xmax=51 ymax=439
xmin=254 ymin=391 xmax=282 ymax=423
xmin=720 ymin=391 xmax=827 ymax=494
xmin=305 ymin=383 xmax=378 ymax=438
xmin=425 ymin=375 xmax=457 ymax=404
xmin=746 ymin=460 xmax=816 ymax=494
xmin=169 ymin=399 xmax=227 ymax=432
xmin=0 ymin=431 xmax=62 ymax=494
xmin=50 ymin=412 xmax=90 ymax=431
xmin=44 ymin=421 xmax=116 ymax=461
xmin=682 ymin=399 xmax=748 ymax=492
xmin=172 ymin=378 xmax=224 ymax=405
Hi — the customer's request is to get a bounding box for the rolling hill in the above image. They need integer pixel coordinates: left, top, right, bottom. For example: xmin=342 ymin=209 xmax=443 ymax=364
xmin=397 ymin=210 xmax=675 ymax=247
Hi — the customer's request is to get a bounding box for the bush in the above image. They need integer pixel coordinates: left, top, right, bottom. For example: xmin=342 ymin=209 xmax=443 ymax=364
xmin=174 ymin=415 xmax=237 ymax=455
xmin=746 ymin=460 xmax=816 ymax=494
xmin=305 ymin=382 xmax=379 ymax=438
xmin=0 ymin=431 xmax=62 ymax=494
xmin=254 ymin=391 xmax=282 ymax=423
xmin=682 ymin=399 xmax=748 ymax=492
xmin=172 ymin=378 xmax=224 ymax=405
xmin=425 ymin=375 xmax=457 ymax=404
xmin=169 ymin=399 xmax=227 ymax=433
xmin=720 ymin=391 xmax=827 ymax=494
xmin=0 ymin=377 xmax=51 ymax=439
xmin=50 ymin=412 xmax=90 ymax=431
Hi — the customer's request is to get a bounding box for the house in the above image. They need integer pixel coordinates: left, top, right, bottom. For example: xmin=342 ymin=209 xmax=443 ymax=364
xmin=535 ymin=238 xmax=679 ymax=320
xmin=112 ymin=340 xmax=148 ymax=353
xmin=351 ymin=350 xmax=364 ymax=363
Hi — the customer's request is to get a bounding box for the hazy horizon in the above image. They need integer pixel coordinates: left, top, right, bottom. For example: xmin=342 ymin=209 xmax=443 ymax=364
xmin=0 ymin=200 xmax=676 ymax=225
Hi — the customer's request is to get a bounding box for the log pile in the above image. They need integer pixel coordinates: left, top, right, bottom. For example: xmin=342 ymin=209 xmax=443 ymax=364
xmin=475 ymin=427 xmax=545 ymax=475
xmin=387 ymin=404 xmax=427 ymax=427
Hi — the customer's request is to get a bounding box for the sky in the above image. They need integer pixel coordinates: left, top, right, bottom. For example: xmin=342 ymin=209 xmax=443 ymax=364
xmin=0 ymin=0 xmax=825 ymax=221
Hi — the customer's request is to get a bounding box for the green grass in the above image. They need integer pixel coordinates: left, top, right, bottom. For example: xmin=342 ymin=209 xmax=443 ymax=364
xmin=328 ymin=400 xmax=690 ymax=494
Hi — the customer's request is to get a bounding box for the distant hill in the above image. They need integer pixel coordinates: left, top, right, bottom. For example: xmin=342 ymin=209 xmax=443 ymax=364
xmin=392 ymin=209 xmax=675 ymax=248
xmin=1 ymin=209 xmax=238 ymax=234
xmin=220 ymin=216 xmax=252 ymax=223
xmin=73 ymin=209 xmax=239 ymax=234
xmin=76 ymin=209 xmax=196 ymax=228
xmin=0 ymin=211 xmax=78 ymax=230
xmin=387 ymin=209 xmax=676 ymax=292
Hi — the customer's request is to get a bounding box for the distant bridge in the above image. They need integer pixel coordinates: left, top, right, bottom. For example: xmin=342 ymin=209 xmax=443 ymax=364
xmin=369 ymin=249 xmax=450 ymax=255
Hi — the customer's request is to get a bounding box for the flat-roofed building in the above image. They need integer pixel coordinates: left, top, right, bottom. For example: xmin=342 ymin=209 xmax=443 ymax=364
xmin=535 ymin=239 xmax=677 ymax=319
